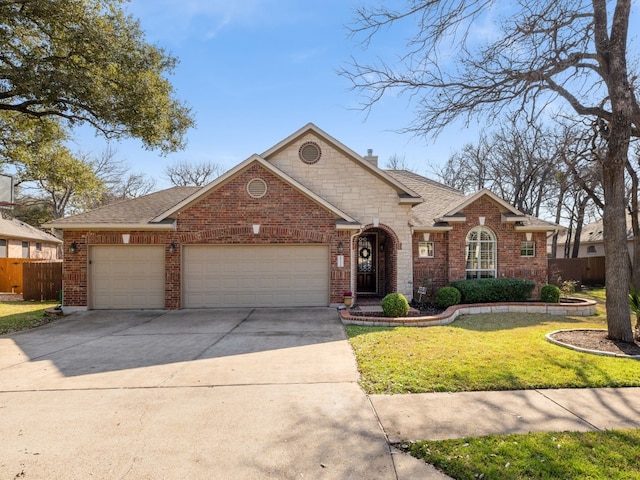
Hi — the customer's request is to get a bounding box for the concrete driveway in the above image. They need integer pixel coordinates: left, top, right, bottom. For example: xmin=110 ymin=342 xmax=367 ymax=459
xmin=0 ymin=308 xmax=439 ymax=479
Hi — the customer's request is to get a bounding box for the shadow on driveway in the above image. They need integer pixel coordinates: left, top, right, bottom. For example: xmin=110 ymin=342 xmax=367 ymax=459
xmin=0 ymin=308 xmax=356 ymax=390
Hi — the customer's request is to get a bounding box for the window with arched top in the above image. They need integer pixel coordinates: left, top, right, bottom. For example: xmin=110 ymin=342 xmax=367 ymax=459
xmin=465 ymin=226 xmax=496 ymax=279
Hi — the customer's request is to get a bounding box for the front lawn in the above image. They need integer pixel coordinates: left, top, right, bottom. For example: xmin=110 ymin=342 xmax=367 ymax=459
xmin=346 ymin=289 xmax=639 ymax=393
xmin=0 ymin=301 xmax=59 ymax=335
xmin=402 ymin=429 xmax=640 ymax=480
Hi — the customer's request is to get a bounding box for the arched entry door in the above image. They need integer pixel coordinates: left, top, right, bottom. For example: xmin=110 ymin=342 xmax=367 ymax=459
xmin=357 ymin=234 xmax=377 ymax=294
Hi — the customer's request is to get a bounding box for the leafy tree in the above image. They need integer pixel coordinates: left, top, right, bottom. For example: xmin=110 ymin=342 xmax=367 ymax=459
xmin=164 ymin=159 xmax=223 ymax=187
xmin=343 ymin=0 xmax=639 ymax=342
xmin=15 ymin=147 xmax=104 ymax=219
xmin=0 ymin=0 xmax=194 ymax=154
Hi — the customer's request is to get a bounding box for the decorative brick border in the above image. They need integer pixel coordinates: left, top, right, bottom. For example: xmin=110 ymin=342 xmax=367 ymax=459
xmin=339 ymin=298 xmax=597 ymax=327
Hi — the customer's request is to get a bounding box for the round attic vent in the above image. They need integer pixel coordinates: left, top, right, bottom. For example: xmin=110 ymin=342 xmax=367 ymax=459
xmin=247 ymin=178 xmax=267 ymax=199
xmin=298 ymin=141 xmax=321 ymax=164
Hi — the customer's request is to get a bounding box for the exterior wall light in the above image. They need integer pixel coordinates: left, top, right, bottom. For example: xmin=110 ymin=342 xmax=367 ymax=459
xmin=68 ymin=242 xmax=78 ymax=254
xmin=169 ymin=242 xmax=177 ymax=254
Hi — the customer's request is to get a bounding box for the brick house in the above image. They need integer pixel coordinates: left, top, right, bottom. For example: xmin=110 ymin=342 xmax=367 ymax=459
xmin=46 ymin=123 xmax=557 ymax=311
xmin=0 ymin=216 xmax=61 ymax=260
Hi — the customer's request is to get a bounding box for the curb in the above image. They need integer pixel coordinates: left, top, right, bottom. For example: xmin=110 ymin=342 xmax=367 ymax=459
xmin=339 ymin=297 xmax=597 ymax=327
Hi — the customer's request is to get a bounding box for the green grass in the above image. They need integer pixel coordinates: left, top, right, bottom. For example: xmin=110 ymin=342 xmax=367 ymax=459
xmin=402 ymin=430 xmax=640 ymax=479
xmin=0 ymin=301 xmax=59 ymax=334
xmin=351 ymin=289 xmax=640 ymax=476
xmin=346 ymin=288 xmax=640 ymax=393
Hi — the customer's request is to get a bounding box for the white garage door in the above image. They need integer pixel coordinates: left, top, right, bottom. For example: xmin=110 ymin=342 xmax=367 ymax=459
xmin=183 ymin=245 xmax=329 ymax=308
xmin=90 ymin=246 xmax=165 ymax=309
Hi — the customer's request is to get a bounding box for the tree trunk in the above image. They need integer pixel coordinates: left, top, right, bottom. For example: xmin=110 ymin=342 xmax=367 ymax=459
xmin=602 ymin=159 xmax=633 ymax=342
xmin=571 ymin=198 xmax=587 ymax=258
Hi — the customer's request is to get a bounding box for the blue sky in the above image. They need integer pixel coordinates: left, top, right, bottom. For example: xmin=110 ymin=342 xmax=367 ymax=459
xmin=71 ymin=0 xmax=480 ymax=189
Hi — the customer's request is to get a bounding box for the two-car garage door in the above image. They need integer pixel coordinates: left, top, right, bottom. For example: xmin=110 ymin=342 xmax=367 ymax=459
xmin=89 ymin=244 xmax=330 ymax=309
xmin=183 ymin=245 xmax=329 ymax=308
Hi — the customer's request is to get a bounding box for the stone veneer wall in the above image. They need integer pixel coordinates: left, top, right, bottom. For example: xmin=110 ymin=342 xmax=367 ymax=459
xmin=267 ymin=133 xmax=414 ymax=297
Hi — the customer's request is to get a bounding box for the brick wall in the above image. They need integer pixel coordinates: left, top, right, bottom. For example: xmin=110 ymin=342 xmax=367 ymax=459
xmin=62 ymin=163 xmax=353 ymax=308
xmin=412 ymin=196 xmax=548 ymax=300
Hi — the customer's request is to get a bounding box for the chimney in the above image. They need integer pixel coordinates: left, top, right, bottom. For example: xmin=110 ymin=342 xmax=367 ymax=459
xmin=364 ymin=148 xmax=378 ymax=167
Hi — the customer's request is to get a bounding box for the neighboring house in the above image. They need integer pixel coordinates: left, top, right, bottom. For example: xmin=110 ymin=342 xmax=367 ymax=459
xmin=0 ymin=216 xmax=62 ymax=259
xmin=46 ymin=123 xmax=558 ymax=311
xmin=549 ymin=213 xmax=634 ymax=259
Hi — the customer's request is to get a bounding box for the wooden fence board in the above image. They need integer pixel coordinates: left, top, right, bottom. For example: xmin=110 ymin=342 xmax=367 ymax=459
xmin=0 ymin=258 xmax=27 ymax=293
xmin=22 ymin=261 xmax=62 ymax=301
xmin=548 ymin=256 xmax=606 ymax=286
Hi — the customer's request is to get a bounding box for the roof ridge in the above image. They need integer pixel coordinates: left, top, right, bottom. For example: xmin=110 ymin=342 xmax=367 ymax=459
xmin=385 ymin=169 xmax=463 ymax=194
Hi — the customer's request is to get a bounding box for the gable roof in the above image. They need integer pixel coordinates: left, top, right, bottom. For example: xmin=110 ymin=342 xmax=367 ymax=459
xmin=44 ymin=187 xmax=200 ymax=230
xmin=386 ymin=170 xmax=464 ymax=229
xmin=0 ymin=216 xmax=62 ymax=243
xmin=262 ymin=123 xmax=423 ymax=204
xmin=155 ymin=155 xmax=359 ymax=224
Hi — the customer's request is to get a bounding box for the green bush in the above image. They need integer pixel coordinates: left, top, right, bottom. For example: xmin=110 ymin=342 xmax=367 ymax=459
xmin=436 ymin=286 xmax=462 ymax=308
xmin=381 ymin=293 xmax=410 ymax=317
xmin=450 ymin=278 xmax=536 ymax=304
xmin=540 ymin=284 xmax=561 ymax=303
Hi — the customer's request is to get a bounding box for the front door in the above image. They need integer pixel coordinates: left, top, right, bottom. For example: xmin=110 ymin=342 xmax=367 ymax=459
xmin=357 ymin=234 xmax=377 ymax=294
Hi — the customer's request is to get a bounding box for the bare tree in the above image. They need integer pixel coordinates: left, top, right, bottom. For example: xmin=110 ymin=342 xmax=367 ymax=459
xmin=85 ymin=147 xmax=157 ymax=208
xmin=343 ymin=0 xmax=640 ymax=342
xmin=384 ymin=154 xmax=412 ymax=170
xmin=164 ymin=160 xmax=223 ymax=187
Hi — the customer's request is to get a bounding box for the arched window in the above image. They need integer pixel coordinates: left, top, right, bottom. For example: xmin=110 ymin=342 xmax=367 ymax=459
xmin=465 ymin=226 xmax=496 ymax=279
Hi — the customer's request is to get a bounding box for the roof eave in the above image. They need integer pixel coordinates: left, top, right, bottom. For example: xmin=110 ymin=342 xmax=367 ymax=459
xmin=43 ymin=221 xmax=177 ymax=231
xmin=411 ymin=225 xmax=454 ymax=232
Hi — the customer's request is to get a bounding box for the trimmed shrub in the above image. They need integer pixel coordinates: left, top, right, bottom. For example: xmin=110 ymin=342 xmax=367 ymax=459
xmin=449 ymin=278 xmax=536 ymax=304
xmin=540 ymin=284 xmax=561 ymax=303
xmin=381 ymin=293 xmax=410 ymax=317
xmin=436 ymin=286 xmax=461 ymax=308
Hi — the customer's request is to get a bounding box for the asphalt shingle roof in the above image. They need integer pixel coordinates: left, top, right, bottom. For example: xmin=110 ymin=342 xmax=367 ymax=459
xmin=0 ymin=216 xmax=62 ymax=243
xmin=385 ymin=170 xmax=464 ymax=226
xmin=48 ymin=187 xmax=201 ymax=226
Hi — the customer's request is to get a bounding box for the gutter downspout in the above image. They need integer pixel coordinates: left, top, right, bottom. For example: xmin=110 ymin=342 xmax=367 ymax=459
xmin=350 ymin=228 xmax=363 ymax=301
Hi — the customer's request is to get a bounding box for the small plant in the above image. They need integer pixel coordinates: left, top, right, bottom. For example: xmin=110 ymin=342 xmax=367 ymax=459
xmin=540 ymin=284 xmax=561 ymax=303
xmin=381 ymin=293 xmax=410 ymax=317
xmin=436 ymin=286 xmax=461 ymax=308
xmin=559 ymin=279 xmax=578 ymax=295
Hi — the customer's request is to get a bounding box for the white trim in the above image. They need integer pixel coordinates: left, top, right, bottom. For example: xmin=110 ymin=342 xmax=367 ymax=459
xmin=439 ymin=189 xmax=525 ymax=218
xmin=44 ymin=222 xmax=177 ymax=231
xmin=261 ymin=123 xmax=423 ymax=202
xmin=153 ymin=155 xmax=358 ymax=224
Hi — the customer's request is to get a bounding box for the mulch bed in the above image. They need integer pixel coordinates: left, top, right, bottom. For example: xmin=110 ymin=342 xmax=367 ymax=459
xmin=550 ymin=329 xmax=640 ymax=356
xmin=347 ymin=303 xmax=445 ymax=318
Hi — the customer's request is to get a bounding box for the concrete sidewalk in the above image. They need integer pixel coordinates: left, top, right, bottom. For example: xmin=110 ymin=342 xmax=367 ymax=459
xmin=371 ymin=387 xmax=640 ymax=443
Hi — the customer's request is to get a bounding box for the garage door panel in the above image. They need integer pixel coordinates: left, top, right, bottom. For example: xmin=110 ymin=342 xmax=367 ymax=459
xmin=183 ymin=245 xmax=329 ymax=308
xmin=90 ymin=246 xmax=165 ymax=309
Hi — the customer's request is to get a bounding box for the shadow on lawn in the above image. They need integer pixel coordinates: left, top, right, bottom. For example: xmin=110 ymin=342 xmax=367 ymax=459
xmin=448 ymin=312 xmax=593 ymax=332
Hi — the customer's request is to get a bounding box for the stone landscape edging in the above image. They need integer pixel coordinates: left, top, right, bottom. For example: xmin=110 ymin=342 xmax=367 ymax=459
xmin=545 ymin=329 xmax=640 ymax=359
xmin=339 ymin=297 xmax=597 ymax=327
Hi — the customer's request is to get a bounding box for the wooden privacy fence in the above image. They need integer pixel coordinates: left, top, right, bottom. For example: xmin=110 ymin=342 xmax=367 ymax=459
xmin=0 ymin=259 xmax=62 ymax=300
xmin=22 ymin=261 xmax=62 ymax=301
xmin=548 ymin=256 xmax=606 ymax=286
